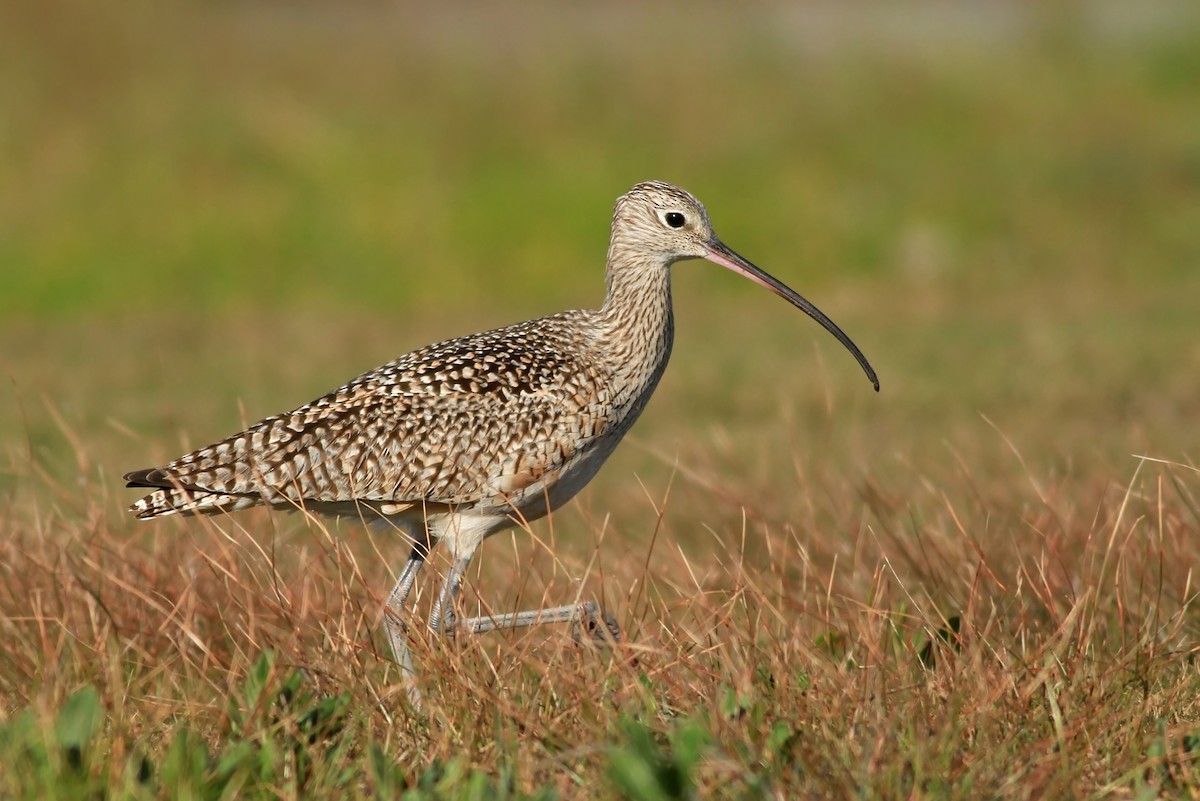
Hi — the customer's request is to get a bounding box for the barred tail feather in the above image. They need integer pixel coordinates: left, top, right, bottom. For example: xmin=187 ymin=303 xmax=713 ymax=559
xmin=129 ymin=488 xmax=262 ymax=520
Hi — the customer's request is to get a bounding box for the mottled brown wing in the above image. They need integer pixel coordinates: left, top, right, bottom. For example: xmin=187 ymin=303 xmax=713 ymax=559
xmin=126 ymin=317 xmax=612 ymax=514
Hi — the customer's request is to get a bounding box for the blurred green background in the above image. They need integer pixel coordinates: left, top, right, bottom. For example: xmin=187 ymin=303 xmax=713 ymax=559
xmin=2 ymin=0 xmax=1198 ymax=512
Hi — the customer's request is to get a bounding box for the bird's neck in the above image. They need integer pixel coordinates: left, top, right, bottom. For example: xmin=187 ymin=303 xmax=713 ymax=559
xmin=595 ymin=244 xmax=675 ymax=392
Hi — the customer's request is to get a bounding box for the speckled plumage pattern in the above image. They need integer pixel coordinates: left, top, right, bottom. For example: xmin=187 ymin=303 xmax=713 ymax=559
xmin=128 ymin=314 xmax=622 ymax=518
xmin=126 ymin=181 xmax=876 ymax=695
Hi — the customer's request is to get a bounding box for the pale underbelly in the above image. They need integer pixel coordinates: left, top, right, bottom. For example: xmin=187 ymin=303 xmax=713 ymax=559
xmin=506 ymin=435 xmax=624 ymax=525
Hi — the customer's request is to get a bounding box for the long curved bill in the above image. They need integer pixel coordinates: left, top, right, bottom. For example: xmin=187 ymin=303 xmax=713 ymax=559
xmin=704 ymin=239 xmax=880 ymax=391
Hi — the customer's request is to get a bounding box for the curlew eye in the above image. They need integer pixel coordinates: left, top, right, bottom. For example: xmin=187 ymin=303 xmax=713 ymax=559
xmin=664 ymin=211 xmax=686 ymax=229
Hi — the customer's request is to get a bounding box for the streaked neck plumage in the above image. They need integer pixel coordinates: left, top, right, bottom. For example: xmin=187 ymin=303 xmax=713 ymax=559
xmin=595 ymin=236 xmax=675 ymax=404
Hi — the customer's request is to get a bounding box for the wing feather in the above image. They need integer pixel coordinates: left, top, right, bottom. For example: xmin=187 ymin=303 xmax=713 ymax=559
xmin=126 ymin=315 xmax=614 ymax=517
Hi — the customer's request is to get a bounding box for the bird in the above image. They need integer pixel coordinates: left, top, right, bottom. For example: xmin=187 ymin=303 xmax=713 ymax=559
xmin=125 ymin=180 xmax=879 ymax=689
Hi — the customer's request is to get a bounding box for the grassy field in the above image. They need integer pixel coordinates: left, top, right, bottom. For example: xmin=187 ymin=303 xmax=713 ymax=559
xmin=3 ymin=2 xmax=1200 ymax=798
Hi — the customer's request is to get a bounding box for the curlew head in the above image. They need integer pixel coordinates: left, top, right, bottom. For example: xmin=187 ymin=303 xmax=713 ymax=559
xmin=612 ymin=181 xmax=880 ymax=391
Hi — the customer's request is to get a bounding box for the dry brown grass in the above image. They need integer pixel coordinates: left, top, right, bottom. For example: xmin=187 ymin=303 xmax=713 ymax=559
xmin=4 ymin=349 xmax=1200 ymax=798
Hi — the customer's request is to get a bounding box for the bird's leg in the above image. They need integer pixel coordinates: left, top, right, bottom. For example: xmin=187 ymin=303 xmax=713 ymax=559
xmin=428 ymin=555 xmax=471 ymax=635
xmin=457 ymin=601 xmax=621 ymax=644
xmin=382 ymin=540 xmax=430 ymax=678
xmin=424 ymin=537 xmax=618 ymax=644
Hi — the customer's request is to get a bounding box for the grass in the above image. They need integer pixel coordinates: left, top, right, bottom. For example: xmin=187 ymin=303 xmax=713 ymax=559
xmin=3 ymin=1 xmax=1200 ymax=798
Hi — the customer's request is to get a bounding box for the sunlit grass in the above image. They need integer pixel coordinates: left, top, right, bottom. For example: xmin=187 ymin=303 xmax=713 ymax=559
xmin=4 ymin=421 xmax=1200 ymax=796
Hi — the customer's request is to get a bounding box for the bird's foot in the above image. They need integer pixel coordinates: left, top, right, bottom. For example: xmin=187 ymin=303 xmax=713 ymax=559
xmin=572 ymin=601 xmax=620 ymax=646
xmin=431 ymin=610 xmax=458 ymax=636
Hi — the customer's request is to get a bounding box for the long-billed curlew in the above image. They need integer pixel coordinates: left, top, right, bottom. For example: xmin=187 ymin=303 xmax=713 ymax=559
xmin=125 ymin=181 xmax=878 ymax=690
